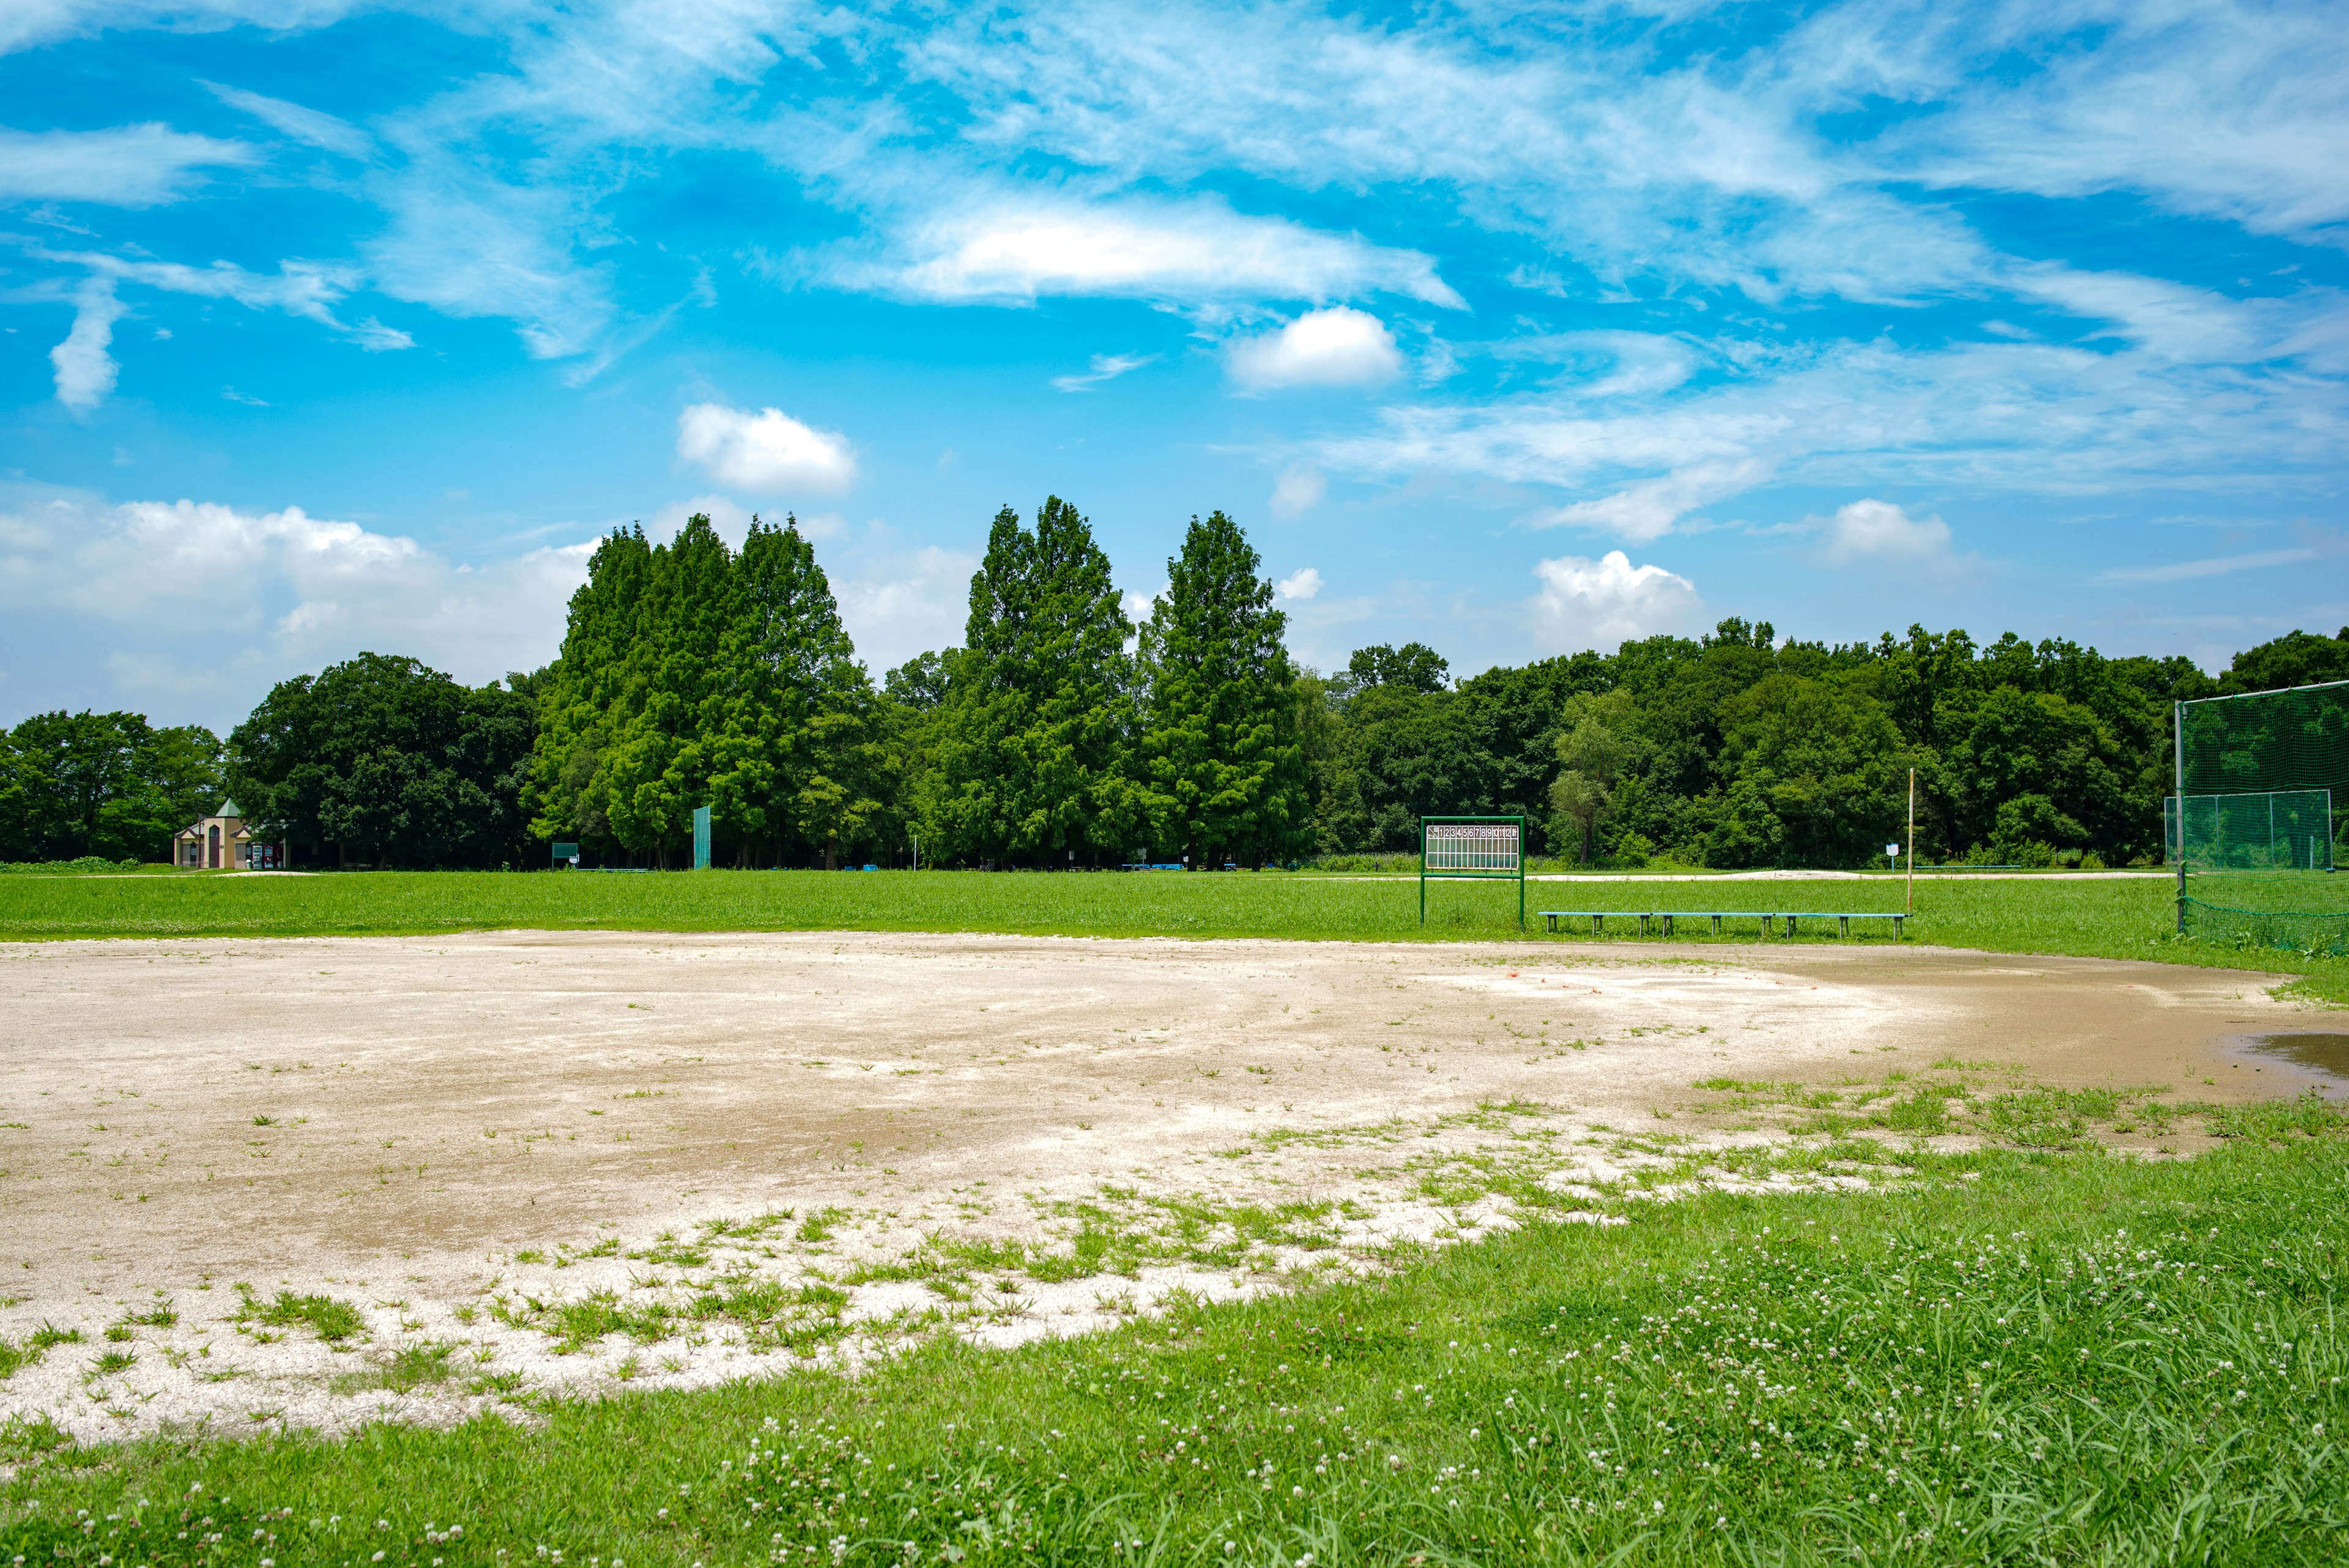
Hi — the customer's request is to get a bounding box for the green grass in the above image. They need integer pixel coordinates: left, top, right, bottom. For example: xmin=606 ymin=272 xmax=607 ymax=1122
xmin=232 ymin=1290 xmax=368 ymax=1345
xmin=1 ymin=868 xmax=2343 ymax=999
xmin=9 ymin=1122 xmax=2349 ymax=1566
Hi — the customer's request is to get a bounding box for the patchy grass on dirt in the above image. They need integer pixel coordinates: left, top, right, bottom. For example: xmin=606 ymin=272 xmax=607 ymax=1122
xmin=7 ymin=1108 xmax=2348 ymax=1567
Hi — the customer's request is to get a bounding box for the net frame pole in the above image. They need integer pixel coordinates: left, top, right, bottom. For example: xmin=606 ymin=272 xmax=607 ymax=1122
xmin=1906 ymin=767 xmax=1915 ymax=915
xmin=2173 ymin=700 xmax=2187 ymax=934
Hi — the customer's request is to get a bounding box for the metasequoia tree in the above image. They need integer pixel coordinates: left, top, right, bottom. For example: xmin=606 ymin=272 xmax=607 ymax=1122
xmin=1135 ymin=510 xmax=1308 ymax=868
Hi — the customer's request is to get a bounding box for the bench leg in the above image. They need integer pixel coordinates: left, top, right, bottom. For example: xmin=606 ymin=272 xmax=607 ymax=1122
xmin=1893 ymin=916 xmax=1904 ymax=938
xmin=1784 ymin=916 xmax=1797 ymax=938
xmin=1663 ymin=914 xmax=1674 ymax=938
xmin=1839 ymin=915 xmax=1850 ymax=939
xmin=1590 ymin=915 xmax=1603 ymax=937
xmin=1711 ymin=915 xmax=1722 ymax=936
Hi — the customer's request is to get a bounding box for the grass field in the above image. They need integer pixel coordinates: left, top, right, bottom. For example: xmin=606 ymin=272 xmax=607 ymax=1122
xmin=7 ymin=1113 xmax=2346 ymax=1566
xmin=3 ymin=867 xmax=2343 ymax=1000
xmin=6 ymin=869 xmax=2345 ymax=1564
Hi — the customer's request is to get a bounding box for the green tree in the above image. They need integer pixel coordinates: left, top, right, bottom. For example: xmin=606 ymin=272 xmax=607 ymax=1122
xmin=231 ymin=654 xmax=533 ymax=868
xmin=527 ymin=526 xmax=658 ymax=857
xmin=1705 ymin=675 xmax=1907 ymax=868
xmin=726 ymin=516 xmax=888 ymax=868
xmin=926 ymin=499 xmax=1134 ymax=865
xmin=1135 ymin=511 xmax=1309 ymax=868
xmin=0 ymin=712 xmax=223 ymax=862
xmin=1546 ymin=689 xmax=1638 ymax=863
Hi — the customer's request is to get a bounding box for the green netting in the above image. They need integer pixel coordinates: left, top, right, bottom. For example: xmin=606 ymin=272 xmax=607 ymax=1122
xmin=2165 ymin=790 xmax=2336 ymax=871
xmin=2183 ymin=897 xmax=2349 ymax=957
xmin=2179 ymin=679 xmax=2349 ymax=795
xmin=2172 ymin=683 xmax=2349 ymax=951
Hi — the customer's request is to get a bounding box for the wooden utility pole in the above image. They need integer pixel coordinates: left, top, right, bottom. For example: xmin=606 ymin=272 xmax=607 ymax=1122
xmin=1906 ymin=767 xmax=1916 ymax=915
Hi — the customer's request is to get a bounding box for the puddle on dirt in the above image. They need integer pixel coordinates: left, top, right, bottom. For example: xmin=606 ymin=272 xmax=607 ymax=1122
xmin=2234 ymin=1033 xmax=2349 ymax=1085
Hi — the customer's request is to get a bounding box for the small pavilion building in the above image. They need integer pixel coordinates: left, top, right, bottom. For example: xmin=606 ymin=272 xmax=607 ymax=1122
xmin=174 ymin=799 xmax=282 ymax=870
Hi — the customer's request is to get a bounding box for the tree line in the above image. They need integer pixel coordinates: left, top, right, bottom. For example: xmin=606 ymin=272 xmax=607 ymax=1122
xmin=6 ymin=495 xmax=2345 ymax=869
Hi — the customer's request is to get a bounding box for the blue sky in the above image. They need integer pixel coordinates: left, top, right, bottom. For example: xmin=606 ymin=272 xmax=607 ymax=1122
xmin=2 ymin=0 xmax=2345 ymax=732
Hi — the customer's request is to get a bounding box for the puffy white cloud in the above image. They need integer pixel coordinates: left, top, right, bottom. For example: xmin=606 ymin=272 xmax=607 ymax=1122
xmin=832 ymin=543 xmax=982 ymax=674
xmin=831 ymin=197 xmax=1463 ymax=310
xmin=49 ymin=278 xmax=123 ymax=411
xmin=0 ymin=485 xmax=590 ymax=724
xmin=0 ymin=123 xmax=253 ymax=206
xmin=676 ymin=403 xmax=858 ymax=494
xmin=1228 ymin=308 xmax=1402 ymax=392
xmin=1820 ymin=499 xmax=1953 ymax=565
xmin=1270 ymin=465 xmax=1327 ymax=518
xmin=1530 ymin=550 xmax=1705 ymax=651
xmin=1274 ymin=567 xmax=1323 ymax=601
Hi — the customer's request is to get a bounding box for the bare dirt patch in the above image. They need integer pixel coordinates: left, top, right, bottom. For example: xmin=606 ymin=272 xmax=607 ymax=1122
xmin=0 ymin=929 xmax=2307 ymax=1443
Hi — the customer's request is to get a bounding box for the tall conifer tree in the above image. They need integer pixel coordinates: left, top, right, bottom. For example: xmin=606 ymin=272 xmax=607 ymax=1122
xmin=1137 ymin=511 xmax=1308 ymax=867
xmin=724 ymin=516 xmax=885 ymax=867
xmin=926 ymin=498 xmax=1135 ymax=864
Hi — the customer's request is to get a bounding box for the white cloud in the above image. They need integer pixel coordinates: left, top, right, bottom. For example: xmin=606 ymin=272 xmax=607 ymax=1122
xmin=1312 ymin=330 xmax=2348 ymax=525
xmin=1529 ymin=459 xmax=1767 ymax=542
xmin=0 ymin=485 xmax=589 ymax=724
xmin=31 ymin=248 xmax=415 ymax=384
xmin=1275 ymin=567 xmax=1324 ymax=601
xmin=1228 ymin=308 xmax=1402 ymax=392
xmin=203 ymin=81 xmax=374 ymax=157
xmin=1271 ymin=465 xmax=1327 ymax=519
xmin=830 ymin=196 xmax=1464 ymax=310
xmin=1530 ymin=550 xmax=1705 ymax=651
xmin=362 ymin=156 xmax=617 ymax=362
xmin=675 ymin=403 xmax=858 ymax=494
xmin=1820 ymin=498 xmax=1953 ymax=565
xmin=0 ymin=0 xmax=365 ymax=57
xmin=49 ymin=278 xmax=122 ymax=411
xmin=833 ymin=543 xmax=984 ymax=672
xmin=1052 ymin=352 xmax=1154 ymax=392
xmin=0 ymin=123 xmax=253 ymax=206
xmin=2099 ymin=547 xmax=2321 ymax=585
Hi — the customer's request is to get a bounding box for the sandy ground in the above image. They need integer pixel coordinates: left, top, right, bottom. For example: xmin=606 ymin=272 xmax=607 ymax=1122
xmin=0 ymin=929 xmax=2325 ymax=1444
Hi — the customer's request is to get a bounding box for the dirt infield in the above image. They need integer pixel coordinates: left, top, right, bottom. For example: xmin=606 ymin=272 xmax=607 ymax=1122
xmin=0 ymin=930 xmax=2319 ymax=1443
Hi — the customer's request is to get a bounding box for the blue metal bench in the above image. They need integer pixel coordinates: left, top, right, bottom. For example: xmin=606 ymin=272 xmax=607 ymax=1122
xmin=1538 ymin=910 xmax=1906 ymax=939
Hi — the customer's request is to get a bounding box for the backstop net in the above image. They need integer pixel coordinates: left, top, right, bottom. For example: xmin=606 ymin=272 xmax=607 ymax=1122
xmin=2173 ymin=679 xmax=2349 ymax=954
xmin=2165 ymin=790 xmax=2335 ymax=872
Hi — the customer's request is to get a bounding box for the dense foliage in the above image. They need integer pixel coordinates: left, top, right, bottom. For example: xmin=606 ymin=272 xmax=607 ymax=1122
xmin=9 ymin=496 xmax=2346 ymax=871
xmin=226 ymin=652 xmax=537 ymax=869
xmin=1304 ymin=620 xmax=2304 ymax=868
xmin=524 ymin=513 xmax=889 ymax=868
xmin=0 ymin=710 xmax=223 ymax=863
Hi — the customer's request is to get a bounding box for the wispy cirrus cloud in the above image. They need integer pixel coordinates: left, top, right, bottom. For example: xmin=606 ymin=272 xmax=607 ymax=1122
xmin=1052 ymin=352 xmax=1154 ymax=392
xmin=28 ymin=245 xmax=413 ymax=407
xmin=2098 ymin=548 xmax=2323 ymax=585
xmin=0 ymin=122 xmax=253 ymax=206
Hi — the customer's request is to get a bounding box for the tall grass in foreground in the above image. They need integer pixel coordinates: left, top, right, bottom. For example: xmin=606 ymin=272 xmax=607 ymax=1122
xmin=9 ymin=1121 xmax=2347 ymax=1566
